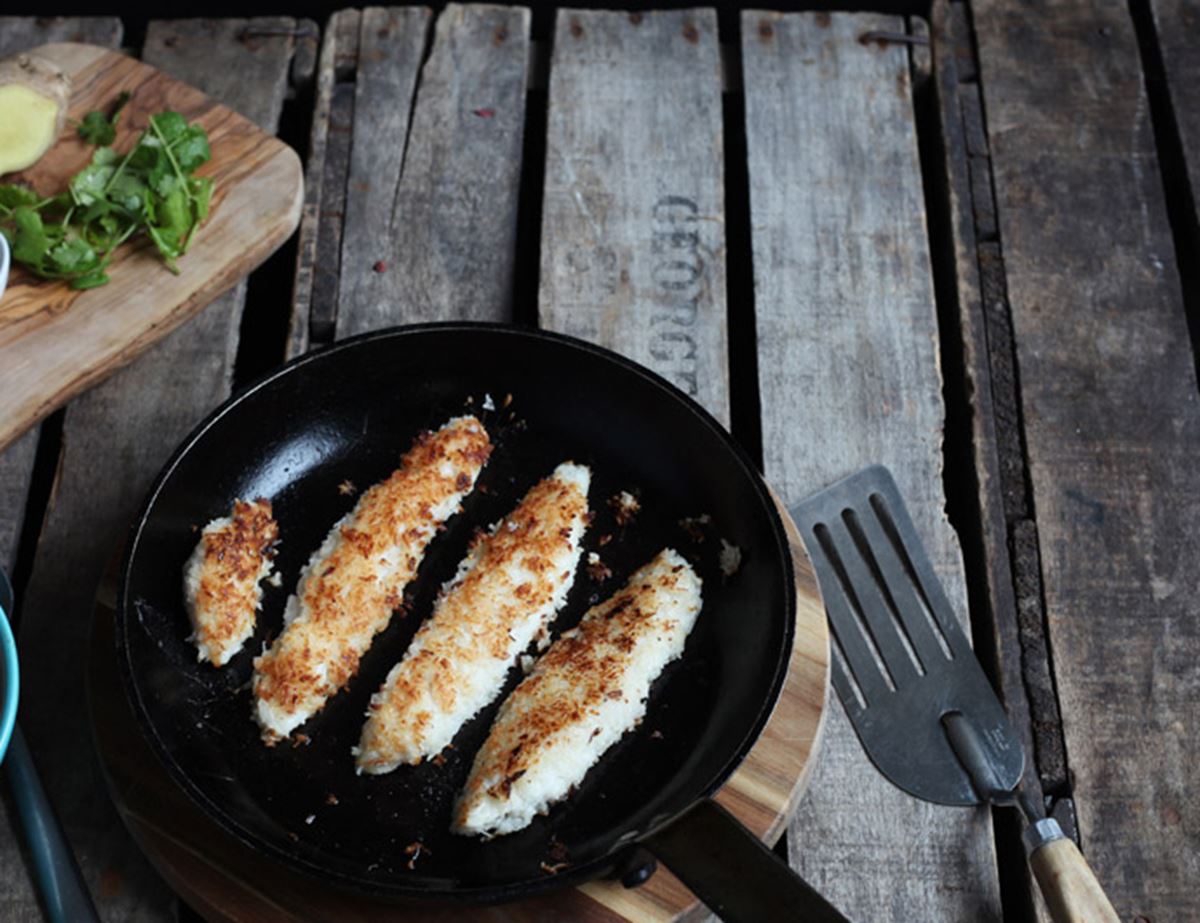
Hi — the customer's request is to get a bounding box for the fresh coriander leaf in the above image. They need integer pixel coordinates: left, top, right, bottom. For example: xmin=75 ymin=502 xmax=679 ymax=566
xmin=108 ymin=172 xmax=148 ymax=213
xmin=0 ymin=185 xmax=40 ymax=210
xmin=48 ymin=237 xmax=98 ymax=272
xmin=158 ymin=186 xmax=189 ymax=237
xmin=92 ymin=147 xmax=119 ymax=166
xmin=76 ymin=92 xmax=133 ymax=146
xmin=172 ymin=126 xmax=211 ymax=174
xmin=77 ymin=111 xmax=116 ymax=146
xmin=149 ymin=111 xmax=188 ymax=144
xmin=70 ymin=162 xmax=115 ymax=207
xmin=11 ymin=207 xmax=52 ymax=268
xmin=154 ymin=172 xmax=178 ymax=198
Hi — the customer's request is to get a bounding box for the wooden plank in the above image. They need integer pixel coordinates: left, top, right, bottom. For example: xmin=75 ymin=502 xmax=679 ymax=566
xmin=1149 ymin=0 xmax=1200 ymax=224
xmin=742 ymin=11 xmax=1001 ymax=919
xmin=332 ymin=6 xmax=429 ymax=337
xmin=13 ymin=20 xmax=299 ymax=921
xmin=539 ymin=8 xmax=730 ymax=427
xmin=0 ymin=18 xmax=124 ymax=920
xmin=928 ymin=5 xmax=1057 ymax=919
xmin=290 ymin=10 xmax=359 ymax=355
xmin=335 ymin=4 xmax=529 ymax=339
xmin=975 ymin=1 xmax=1200 ymax=917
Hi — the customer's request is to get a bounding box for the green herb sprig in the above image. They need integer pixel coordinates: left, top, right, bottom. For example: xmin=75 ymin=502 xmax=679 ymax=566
xmin=0 ymin=106 xmax=212 ymax=290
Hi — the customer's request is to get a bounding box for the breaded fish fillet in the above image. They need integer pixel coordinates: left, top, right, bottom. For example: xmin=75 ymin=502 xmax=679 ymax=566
xmin=183 ymin=498 xmax=279 ymax=667
xmin=252 ymin=416 xmax=491 ymax=743
xmin=453 ymin=548 xmax=702 ymax=837
xmin=355 ymin=462 xmax=591 ymax=774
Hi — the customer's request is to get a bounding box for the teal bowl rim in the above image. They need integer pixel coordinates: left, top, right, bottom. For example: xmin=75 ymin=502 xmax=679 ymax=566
xmin=0 ymin=602 xmax=17 ymax=763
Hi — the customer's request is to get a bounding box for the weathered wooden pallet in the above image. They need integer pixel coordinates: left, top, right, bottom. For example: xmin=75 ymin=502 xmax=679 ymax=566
xmin=5 ymin=1 xmax=1200 ymax=920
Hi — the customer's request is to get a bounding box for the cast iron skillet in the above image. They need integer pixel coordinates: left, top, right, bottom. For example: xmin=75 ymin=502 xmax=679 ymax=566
xmin=116 ymin=324 xmax=842 ymax=920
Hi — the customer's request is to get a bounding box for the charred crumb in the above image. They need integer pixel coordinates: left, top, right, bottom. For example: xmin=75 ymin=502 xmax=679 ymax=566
xmin=650 ymin=729 xmax=664 ymax=740
xmin=325 ymin=793 xmax=339 ymax=806
xmin=598 ymin=532 xmax=612 ymax=547
xmin=540 ymin=860 xmax=569 ymax=875
xmin=287 ymin=831 xmax=299 ymax=842
xmin=502 ymin=393 xmax=513 ymax=408
xmin=548 ymin=836 xmax=569 ymax=862
xmin=679 ymin=513 xmax=712 ymax=543
xmin=404 ymin=841 xmax=430 ymax=870
xmin=337 ymin=479 xmax=356 ymax=496
xmin=585 ymin=552 xmax=612 ymax=582
xmin=431 ymin=752 xmax=447 ymax=767
xmin=608 ymin=490 xmax=641 ymax=526
xmin=291 ymin=733 xmax=311 ymax=748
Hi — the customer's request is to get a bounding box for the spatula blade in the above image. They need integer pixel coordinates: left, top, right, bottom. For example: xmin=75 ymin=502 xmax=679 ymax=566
xmin=791 ymin=466 xmax=1024 ymax=807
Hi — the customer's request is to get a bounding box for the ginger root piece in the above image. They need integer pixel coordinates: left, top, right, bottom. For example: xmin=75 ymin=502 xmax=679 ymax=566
xmin=0 ymin=53 xmax=71 ymax=175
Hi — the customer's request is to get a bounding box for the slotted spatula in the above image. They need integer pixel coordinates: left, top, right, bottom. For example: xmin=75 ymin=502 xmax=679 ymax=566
xmin=791 ymin=466 xmax=1119 ymax=923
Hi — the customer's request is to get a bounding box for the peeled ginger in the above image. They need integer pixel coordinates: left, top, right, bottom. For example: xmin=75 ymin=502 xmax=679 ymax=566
xmin=0 ymin=53 xmax=70 ymax=175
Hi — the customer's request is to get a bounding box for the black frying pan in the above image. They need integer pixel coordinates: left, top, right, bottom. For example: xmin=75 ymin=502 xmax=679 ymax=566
xmin=116 ymin=324 xmax=843 ymax=921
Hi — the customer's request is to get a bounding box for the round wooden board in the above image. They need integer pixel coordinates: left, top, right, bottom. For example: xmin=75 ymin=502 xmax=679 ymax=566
xmin=88 ymin=498 xmax=828 ymax=922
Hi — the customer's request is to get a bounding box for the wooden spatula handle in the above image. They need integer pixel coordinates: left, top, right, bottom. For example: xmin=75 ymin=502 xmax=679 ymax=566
xmin=1027 ymin=820 xmax=1120 ymax=923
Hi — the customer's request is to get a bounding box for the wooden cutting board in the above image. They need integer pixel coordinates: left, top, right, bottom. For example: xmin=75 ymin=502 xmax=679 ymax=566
xmin=88 ymin=497 xmax=829 ymax=922
xmin=0 ymin=43 xmax=303 ymax=453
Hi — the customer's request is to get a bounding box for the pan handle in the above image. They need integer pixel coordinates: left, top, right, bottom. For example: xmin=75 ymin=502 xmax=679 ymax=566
xmin=642 ymin=798 xmax=847 ymax=923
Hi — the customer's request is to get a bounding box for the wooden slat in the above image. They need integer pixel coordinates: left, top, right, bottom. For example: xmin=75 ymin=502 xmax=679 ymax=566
xmin=334 ymin=4 xmax=530 ymax=340
xmin=741 ymin=11 xmax=1001 ymax=919
xmin=286 ymin=16 xmax=339 ymax=361
xmin=539 ymin=8 xmax=730 ymax=427
xmin=974 ymin=1 xmax=1200 ymax=918
xmin=12 ymin=20 xmax=299 ymax=921
xmin=928 ymin=5 xmax=1058 ymax=918
xmin=1149 ymin=0 xmax=1200 ymax=226
xmin=303 ymin=10 xmax=361 ymax=348
xmin=0 ymin=18 xmax=124 ymax=920
xmin=332 ymin=6 xmax=429 ymax=337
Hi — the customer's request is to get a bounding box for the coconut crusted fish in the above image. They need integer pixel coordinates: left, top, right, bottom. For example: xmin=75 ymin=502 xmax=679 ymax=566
xmin=355 ymin=462 xmax=591 ymax=774
xmin=453 ymin=548 xmax=702 ymax=837
xmin=183 ymin=497 xmax=279 ymax=667
xmin=252 ymin=416 xmax=492 ymax=744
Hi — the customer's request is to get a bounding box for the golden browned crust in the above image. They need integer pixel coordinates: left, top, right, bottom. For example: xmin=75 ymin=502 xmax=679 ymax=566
xmin=252 ymin=417 xmax=491 ymax=740
xmin=190 ymin=498 xmax=278 ymax=665
xmin=356 ymin=467 xmax=589 ymax=768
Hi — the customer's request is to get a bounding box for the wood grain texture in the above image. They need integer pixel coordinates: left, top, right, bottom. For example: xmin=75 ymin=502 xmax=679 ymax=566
xmin=14 ymin=21 xmax=300 ymax=922
xmin=1029 ymin=838 xmax=1121 ymax=923
xmin=539 ymin=9 xmax=730 ymax=427
xmin=928 ymin=5 xmax=1053 ymax=920
xmin=89 ymin=500 xmax=826 ymax=923
xmin=974 ymin=1 xmax=1200 ymax=918
xmin=342 ymin=3 xmax=529 ymax=337
xmin=286 ymin=14 xmax=342 ymax=360
xmin=306 ymin=10 xmax=361 ymax=347
xmin=741 ymin=11 xmax=1002 ymax=920
xmin=0 ymin=19 xmax=124 ymax=923
xmin=333 ymin=6 xmax=430 ymax=338
xmin=0 ymin=41 xmax=303 ymax=454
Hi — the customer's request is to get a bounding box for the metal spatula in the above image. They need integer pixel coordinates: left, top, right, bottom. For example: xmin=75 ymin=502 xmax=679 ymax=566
xmin=790 ymin=466 xmax=1119 ymax=923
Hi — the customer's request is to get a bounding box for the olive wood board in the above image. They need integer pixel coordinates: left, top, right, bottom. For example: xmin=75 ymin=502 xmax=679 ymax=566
xmin=0 ymin=43 xmax=303 ymax=453
xmin=88 ymin=495 xmax=829 ymax=922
